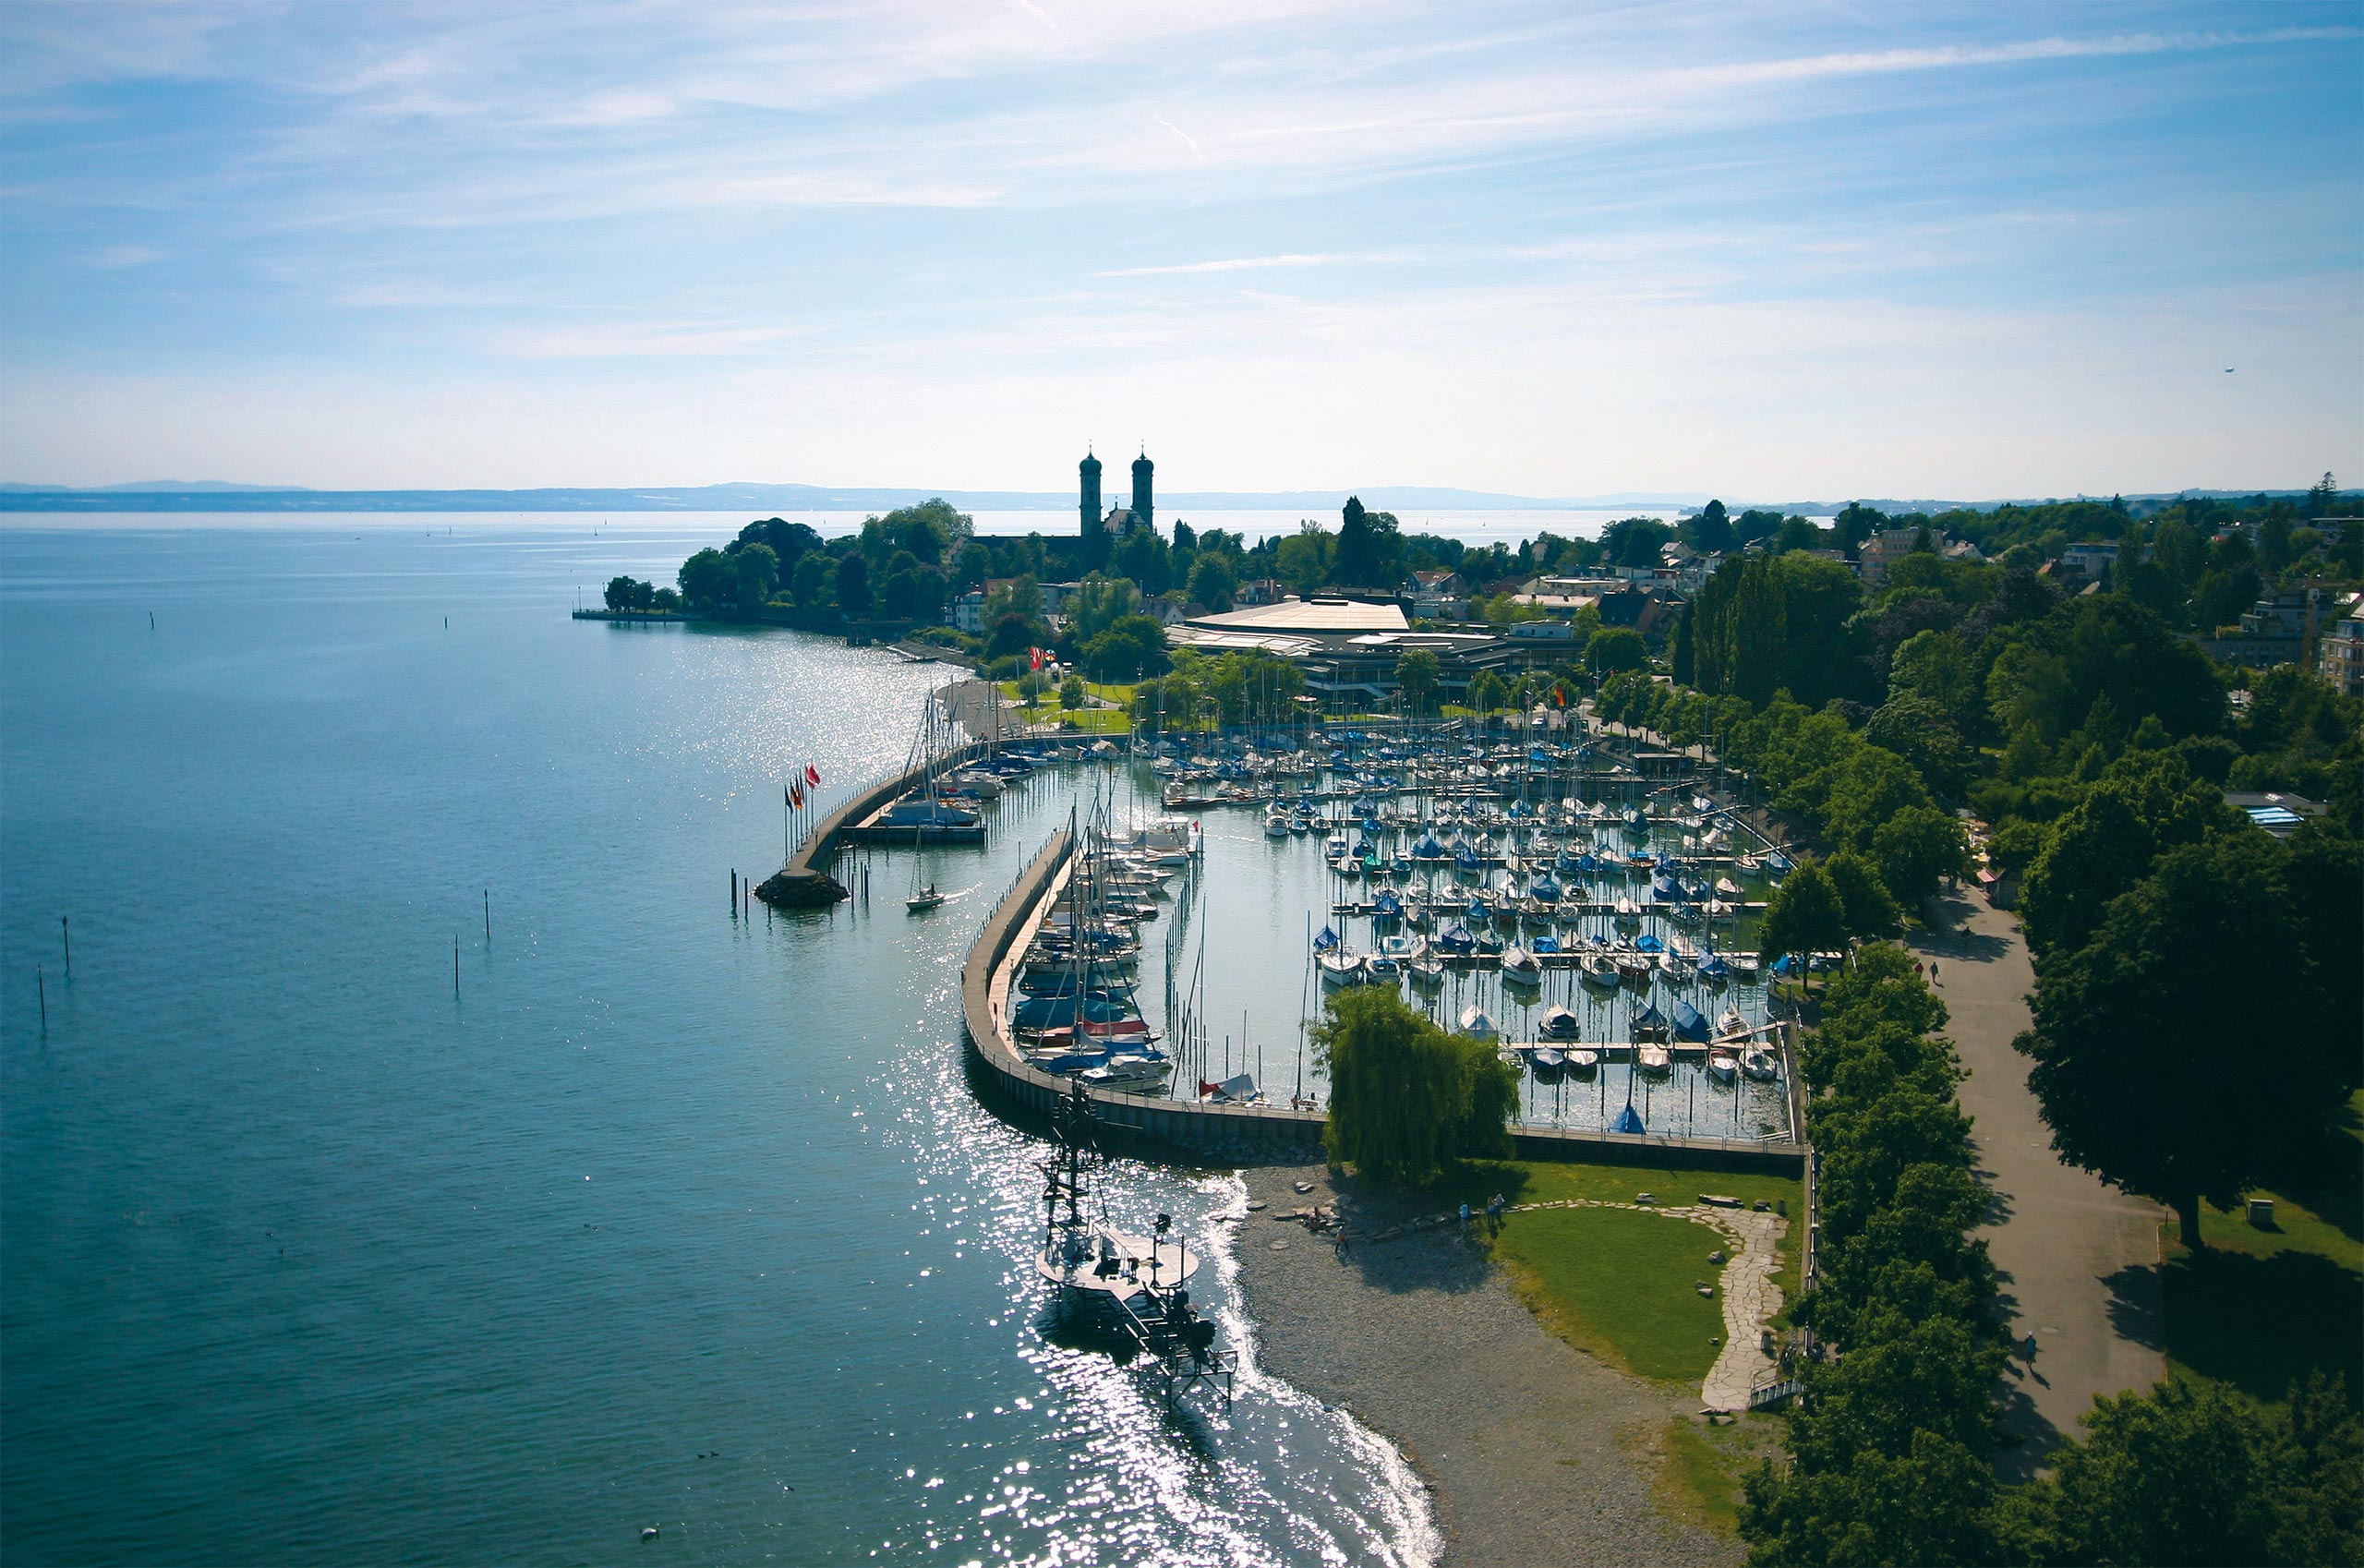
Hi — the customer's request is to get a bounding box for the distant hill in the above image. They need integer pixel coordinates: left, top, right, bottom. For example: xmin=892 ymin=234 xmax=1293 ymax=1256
xmin=0 ymin=480 xmax=1595 ymax=513
xmin=0 ymin=481 xmax=2326 ymax=516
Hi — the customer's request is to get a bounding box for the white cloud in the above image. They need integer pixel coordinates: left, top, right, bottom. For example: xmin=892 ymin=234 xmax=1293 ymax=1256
xmin=1093 ymin=253 xmax=1361 ymax=277
xmin=90 ymin=244 xmax=160 ymax=269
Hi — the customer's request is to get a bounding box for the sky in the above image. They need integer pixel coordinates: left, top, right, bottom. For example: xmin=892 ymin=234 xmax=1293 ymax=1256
xmin=1 ymin=1 xmax=2359 ymax=501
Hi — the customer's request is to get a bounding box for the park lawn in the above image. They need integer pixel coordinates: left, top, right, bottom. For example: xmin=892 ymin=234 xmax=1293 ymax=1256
xmin=2160 ymin=1092 xmax=2364 ymax=1405
xmin=1444 ymin=1156 xmax=1805 ymax=1309
xmin=1488 ymin=1205 xmax=1727 ymax=1383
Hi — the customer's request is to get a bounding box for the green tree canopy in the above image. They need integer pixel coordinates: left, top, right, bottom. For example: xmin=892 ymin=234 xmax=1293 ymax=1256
xmin=1393 ymin=647 xmax=1441 ymax=715
xmin=1314 ymin=987 xmax=1516 ymax=1184
xmin=834 ymin=551 xmax=871 ymax=614
xmin=2020 ymin=829 xmax=2343 ymax=1247
xmin=1760 ymin=858 xmax=1849 ymax=971
xmin=1187 ymin=552 xmax=1238 ymax=611
xmin=1584 ymin=626 xmax=1648 ymax=677
xmin=678 ymin=548 xmax=735 ymax=609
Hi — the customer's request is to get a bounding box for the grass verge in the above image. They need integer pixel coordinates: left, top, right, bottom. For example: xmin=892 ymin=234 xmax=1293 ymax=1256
xmin=1490 ymin=1205 xmax=1728 ymax=1383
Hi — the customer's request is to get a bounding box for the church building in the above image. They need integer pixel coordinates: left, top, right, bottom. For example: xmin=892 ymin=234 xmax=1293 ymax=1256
xmin=1079 ymin=447 xmax=1153 ymax=562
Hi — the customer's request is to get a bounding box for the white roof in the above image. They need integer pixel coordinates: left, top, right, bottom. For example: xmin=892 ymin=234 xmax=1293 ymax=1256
xmin=1185 ymin=597 xmax=1408 ymax=634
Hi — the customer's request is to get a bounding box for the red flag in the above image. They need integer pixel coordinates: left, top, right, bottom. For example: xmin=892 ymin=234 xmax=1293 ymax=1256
xmin=790 ymin=782 xmax=804 ymax=809
xmin=1554 ymin=684 xmax=1567 ymax=707
xmin=804 ymin=762 xmax=821 ymax=785
xmin=1029 ymin=646 xmax=1043 ymax=671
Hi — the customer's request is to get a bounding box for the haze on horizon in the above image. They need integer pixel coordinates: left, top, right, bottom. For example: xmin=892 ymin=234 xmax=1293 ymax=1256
xmin=2 ymin=2 xmax=2358 ymax=501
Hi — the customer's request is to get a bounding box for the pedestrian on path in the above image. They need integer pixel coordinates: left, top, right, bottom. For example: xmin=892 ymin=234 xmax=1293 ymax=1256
xmin=1458 ymin=1201 xmax=1471 ymax=1236
xmin=1487 ymin=1192 xmax=1505 ymax=1235
xmin=2024 ymin=1332 xmax=2038 ymax=1364
xmin=1929 ymin=959 xmax=1941 ymax=985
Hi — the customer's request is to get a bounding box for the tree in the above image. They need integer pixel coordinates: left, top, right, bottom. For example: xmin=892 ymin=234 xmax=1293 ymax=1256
xmin=733 ymin=542 xmax=779 ymax=608
xmin=2019 ymin=831 xmax=2341 ymax=1248
xmin=1825 ymin=850 xmax=1901 ymax=937
xmin=1393 ymin=648 xmax=1441 ymax=716
xmin=1079 ymin=614 xmax=1170 ymax=681
xmin=1187 ymin=552 xmax=1238 ymax=611
xmin=1314 ymin=987 xmax=1516 ymax=1183
xmin=789 ymin=552 xmax=832 ymax=607
xmin=1275 ymin=524 xmax=1334 ymax=595
xmin=1058 ymin=674 xmax=1087 ymax=710
xmin=2019 ymin=752 xmax=2237 ymax=960
xmin=604 ymin=574 xmax=654 ymax=611
xmin=1584 ymin=626 xmax=1647 ymax=677
xmin=1689 ymin=499 xmax=1733 ymax=554
xmin=1066 ymin=573 xmax=1142 ymax=644
xmin=1995 ymin=1378 xmax=2336 ymax=1567
xmin=1760 ymin=859 xmax=1848 ymax=972
xmin=1465 ymin=669 xmax=1509 ymax=713
xmin=677 ymin=548 xmax=735 ymax=609
xmin=834 ymin=552 xmax=871 ymax=614
xmin=1871 ymin=804 xmax=1968 ymax=905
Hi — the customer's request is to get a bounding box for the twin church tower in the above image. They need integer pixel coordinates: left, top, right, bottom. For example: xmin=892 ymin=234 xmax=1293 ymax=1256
xmin=1078 ymin=446 xmax=1152 ymax=549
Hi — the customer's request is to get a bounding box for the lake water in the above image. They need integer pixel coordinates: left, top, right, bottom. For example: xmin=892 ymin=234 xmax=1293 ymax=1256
xmin=0 ymin=520 xmax=1453 ymax=1565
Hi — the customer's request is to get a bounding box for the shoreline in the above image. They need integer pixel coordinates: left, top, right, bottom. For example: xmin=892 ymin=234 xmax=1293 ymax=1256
xmin=1229 ymin=1163 xmax=1742 ymax=1568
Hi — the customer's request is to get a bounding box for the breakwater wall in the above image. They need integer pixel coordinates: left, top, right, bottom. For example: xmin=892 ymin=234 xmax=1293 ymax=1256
xmin=960 ymin=831 xmax=1806 ymax=1176
xmin=756 ymin=739 xmax=994 ymax=908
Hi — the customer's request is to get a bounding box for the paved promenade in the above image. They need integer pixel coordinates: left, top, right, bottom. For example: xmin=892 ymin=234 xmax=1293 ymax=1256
xmin=1912 ymin=892 xmax=2165 ymax=1472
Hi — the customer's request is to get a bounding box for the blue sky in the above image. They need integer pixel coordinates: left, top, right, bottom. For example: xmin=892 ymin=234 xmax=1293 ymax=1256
xmin=2 ymin=2 xmax=2358 ymax=498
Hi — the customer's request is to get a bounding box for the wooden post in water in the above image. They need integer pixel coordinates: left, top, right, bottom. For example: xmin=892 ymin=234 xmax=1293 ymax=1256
xmin=730 ymin=868 xmax=738 ymax=910
xmin=483 ymin=890 xmax=491 ymax=945
xmin=452 ymin=936 xmax=460 ymax=995
xmin=37 ymin=966 xmax=46 ymax=1030
xmin=61 ymin=916 xmax=70 ymax=979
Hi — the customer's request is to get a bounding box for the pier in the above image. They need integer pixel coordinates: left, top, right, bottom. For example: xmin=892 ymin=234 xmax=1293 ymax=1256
xmin=756 ymin=736 xmax=995 ymax=908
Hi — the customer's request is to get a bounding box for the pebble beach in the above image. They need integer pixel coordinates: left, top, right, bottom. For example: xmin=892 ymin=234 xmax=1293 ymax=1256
xmin=1231 ymin=1164 xmax=1743 ymax=1568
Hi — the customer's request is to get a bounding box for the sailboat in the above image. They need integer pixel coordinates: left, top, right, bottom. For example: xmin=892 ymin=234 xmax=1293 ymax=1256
xmin=906 ymin=882 xmax=946 ymax=912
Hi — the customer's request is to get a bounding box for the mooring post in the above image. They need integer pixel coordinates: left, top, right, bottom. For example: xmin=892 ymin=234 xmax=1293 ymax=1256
xmin=730 ymin=868 xmax=738 ymax=910
xmin=452 ymin=936 xmax=460 ymax=995
xmin=61 ymin=915 xmax=70 ymax=979
xmin=483 ymin=889 xmax=490 ymax=944
xmin=37 ymin=966 xmax=46 ymax=1030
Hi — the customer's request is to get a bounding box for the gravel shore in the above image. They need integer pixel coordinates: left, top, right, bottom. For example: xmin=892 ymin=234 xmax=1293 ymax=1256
xmin=1232 ymin=1164 xmax=1742 ymax=1568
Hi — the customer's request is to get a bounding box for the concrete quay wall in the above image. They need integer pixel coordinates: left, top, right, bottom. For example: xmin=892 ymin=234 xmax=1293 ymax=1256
xmin=757 ymin=739 xmax=994 ymax=908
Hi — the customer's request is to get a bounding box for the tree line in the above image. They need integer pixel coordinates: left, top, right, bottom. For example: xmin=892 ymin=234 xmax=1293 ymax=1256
xmin=1740 ymin=947 xmax=2361 ymax=1565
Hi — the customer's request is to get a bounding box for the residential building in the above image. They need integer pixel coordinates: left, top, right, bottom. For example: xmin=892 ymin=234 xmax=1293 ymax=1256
xmin=2224 ymin=790 xmax=2328 ymax=840
xmin=1404 ymin=569 xmax=1467 ymax=620
xmin=2318 ymin=609 xmax=2364 ymax=696
xmin=1858 ymin=527 xmax=1932 ymax=585
xmin=2055 ymin=541 xmax=2120 ymax=581
xmin=1235 ymin=577 xmax=1285 ymax=608
xmin=951 ymin=588 xmax=987 ymax=634
xmin=2203 ymin=585 xmax=2324 ymax=670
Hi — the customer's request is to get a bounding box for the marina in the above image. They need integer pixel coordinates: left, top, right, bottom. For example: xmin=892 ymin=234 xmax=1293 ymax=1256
xmin=889 ymin=688 xmax=1806 ymax=1164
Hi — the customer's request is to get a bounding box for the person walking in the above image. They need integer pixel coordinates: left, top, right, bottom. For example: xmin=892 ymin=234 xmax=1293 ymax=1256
xmin=1458 ymin=1201 xmax=1471 ymax=1237
xmin=1487 ymin=1192 xmax=1505 ymax=1235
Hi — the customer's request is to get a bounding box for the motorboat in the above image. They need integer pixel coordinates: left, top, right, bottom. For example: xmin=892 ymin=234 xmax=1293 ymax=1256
xmin=1715 ymin=876 xmax=1742 ymax=899
xmin=1670 ymin=998 xmax=1709 ymax=1042
xmin=1698 ymin=951 xmax=1731 ymax=983
xmin=1079 ymin=1055 xmax=1175 ymax=1092
xmin=1538 ymin=1005 xmax=1583 ymax=1040
xmin=1501 ymin=945 xmax=1542 ymax=983
xmin=1582 ymin=951 xmax=1622 ymax=987
xmin=1706 ymin=1053 xmax=1738 ymax=1084
xmin=1613 ymin=897 xmax=1640 ymax=924
xmin=1363 ymin=950 xmax=1404 ymax=982
xmin=1565 ymin=1047 xmax=1600 ymax=1076
xmin=1741 ymin=1046 xmax=1779 ymax=1081
xmin=1458 ymin=1006 xmax=1499 ymax=1042
xmin=1717 ymin=1007 xmax=1748 ymax=1040
xmin=1733 ymin=952 xmax=1763 ymax=983
xmin=1531 ymin=1045 xmax=1567 ymax=1076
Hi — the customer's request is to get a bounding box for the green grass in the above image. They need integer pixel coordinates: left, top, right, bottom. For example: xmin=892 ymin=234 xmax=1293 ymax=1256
xmin=1642 ymin=1414 xmax=1782 ymax=1536
xmin=1440 ymin=1156 xmax=1806 ymax=1309
xmin=2160 ymin=1099 xmax=2364 ymax=1405
xmin=1490 ymin=1205 xmax=1730 ymax=1383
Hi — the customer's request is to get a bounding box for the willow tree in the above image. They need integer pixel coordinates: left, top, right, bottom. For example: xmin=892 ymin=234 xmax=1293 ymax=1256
xmin=1315 ymin=988 xmax=1516 ymax=1184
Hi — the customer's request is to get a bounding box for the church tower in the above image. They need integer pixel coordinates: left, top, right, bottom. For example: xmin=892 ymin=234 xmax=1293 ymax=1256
xmin=1079 ymin=448 xmax=1103 ymax=542
xmin=1130 ymin=449 xmax=1153 ymax=533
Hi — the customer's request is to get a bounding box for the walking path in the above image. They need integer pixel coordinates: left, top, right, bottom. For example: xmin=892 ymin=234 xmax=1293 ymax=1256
xmin=1912 ymin=892 xmax=2165 ymax=1471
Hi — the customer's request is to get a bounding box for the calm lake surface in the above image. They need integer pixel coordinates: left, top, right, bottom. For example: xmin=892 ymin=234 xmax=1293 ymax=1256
xmin=1 ymin=519 xmax=1456 ymax=1566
